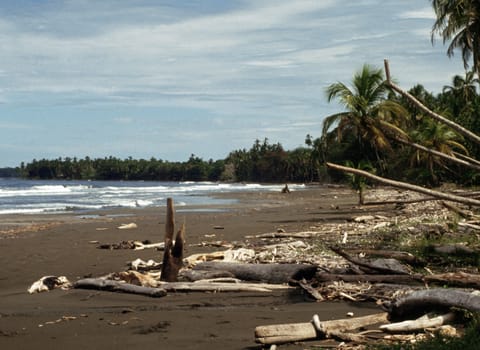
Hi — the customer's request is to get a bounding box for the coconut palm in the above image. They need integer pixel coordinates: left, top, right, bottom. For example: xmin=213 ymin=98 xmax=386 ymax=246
xmin=322 ymin=64 xmax=408 ymax=170
xmin=409 ymin=116 xmax=469 ymax=184
xmin=431 ymin=0 xmax=480 ymax=77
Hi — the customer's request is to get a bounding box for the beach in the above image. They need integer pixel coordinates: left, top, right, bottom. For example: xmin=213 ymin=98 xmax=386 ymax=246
xmin=0 ymin=185 xmax=382 ymax=350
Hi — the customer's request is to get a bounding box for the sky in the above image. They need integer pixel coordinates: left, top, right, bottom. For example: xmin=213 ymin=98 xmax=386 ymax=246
xmin=0 ymin=0 xmax=468 ymax=167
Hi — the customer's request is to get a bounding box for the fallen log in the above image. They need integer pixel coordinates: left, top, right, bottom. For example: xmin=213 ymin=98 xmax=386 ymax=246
xmin=255 ymin=312 xmax=388 ymax=344
xmin=192 ymin=262 xmax=317 ymax=284
xmin=315 ymin=273 xmax=423 ymax=285
xmin=345 ymin=249 xmax=425 ymax=267
xmin=385 ymin=288 xmax=480 ymax=321
xmin=158 ymin=281 xmax=290 ymax=293
xmin=74 ymin=278 xmax=167 ymax=297
xmin=326 ymin=162 xmax=480 ymax=207
xmin=424 ymin=271 xmax=480 ymax=289
xmin=380 ymin=312 xmax=456 ymax=333
xmin=330 ymin=246 xmax=410 ymax=275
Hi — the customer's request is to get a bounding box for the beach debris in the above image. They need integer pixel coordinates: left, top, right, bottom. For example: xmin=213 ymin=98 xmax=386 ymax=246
xmin=192 ymin=262 xmax=317 ymax=284
xmin=28 ymin=276 xmax=71 ymax=294
xmin=117 ymin=223 xmax=137 ymax=230
xmin=160 ymin=198 xmax=185 ymax=282
xmin=114 ymin=270 xmax=159 ymax=288
xmin=74 ymin=278 xmax=167 ymax=298
xmin=97 ymin=240 xmax=163 ymax=250
xmin=254 ymin=312 xmax=388 ymax=345
xmin=130 ymin=258 xmax=161 ymax=271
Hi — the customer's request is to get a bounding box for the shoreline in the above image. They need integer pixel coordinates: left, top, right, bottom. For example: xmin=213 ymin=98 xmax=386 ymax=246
xmin=0 ymin=185 xmax=383 ymax=350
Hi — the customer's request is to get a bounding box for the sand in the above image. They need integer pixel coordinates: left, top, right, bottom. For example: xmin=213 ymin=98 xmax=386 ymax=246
xmin=0 ymin=185 xmax=382 ymax=349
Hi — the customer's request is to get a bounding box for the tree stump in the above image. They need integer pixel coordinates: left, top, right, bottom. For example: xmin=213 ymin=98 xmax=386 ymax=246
xmin=160 ymin=198 xmax=185 ymax=282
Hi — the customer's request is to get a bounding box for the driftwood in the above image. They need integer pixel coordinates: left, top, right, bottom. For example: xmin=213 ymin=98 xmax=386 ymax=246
xmin=73 ymin=278 xmax=167 ymax=297
xmin=192 ymin=262 xmax=317 ymax=284
xmin=315 ymin=273 xmax=423 ymax=285
xmin=247 ymin=231 xmax=315 ymax=239
xmin=424 ymin=271 xmax=480 ymax=289
xmin=255 ymin=312 xmax=388 ymax=344
xmin=158 ymin=280 xmax=290 ymax=293
xmin=380 ymin=312 xmax=456 ymax=333
xmin=180 ymin=269 xmax=235 ymax=281
xmin=345 ymin=249 xmax=425 ymax=267
xmin=160 ymin=198 xmax=185 ymax=282
xmin=330 ymin=246 xmax=410 ymax=275
xmin=326 ymin=162 xmax=480 ymax=207
xmin=386 ymin=288 xmax=480 ymax=321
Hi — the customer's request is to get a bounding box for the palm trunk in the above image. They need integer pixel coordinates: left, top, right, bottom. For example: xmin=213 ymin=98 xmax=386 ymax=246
xmin=326 ymin=162 xmax=480 ymax=206
xmin=384 ymin=59 xmax=480 ymax=146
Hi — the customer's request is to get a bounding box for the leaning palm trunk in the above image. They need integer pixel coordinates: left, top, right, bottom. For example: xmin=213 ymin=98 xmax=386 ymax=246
xmin=384 ymin=60 xmax=480 ymax=146
xmin=394 ymin=137 xmax=480 ymax=172
xmin=326 ymin=162 xmax=480 ymax=207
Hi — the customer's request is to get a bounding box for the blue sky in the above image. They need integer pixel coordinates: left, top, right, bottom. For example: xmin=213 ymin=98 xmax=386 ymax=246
xmin=0 ymin=0 xmax=467 ymax=167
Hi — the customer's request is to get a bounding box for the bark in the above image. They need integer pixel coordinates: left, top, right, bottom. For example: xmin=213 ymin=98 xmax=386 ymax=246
xmin=380 ymin=312 xmax=456 ymax=333
xmin=384 ymin=59 xmax=480 ymax=146
xmin=160 ymin=198 xmax=185 ymax=282
xmin=73 ymin=278 xmax=167 ymax=297
xmin=330 ymin=246 xmax=410 ymax=275
xmin=345 ymin=249 xmax=426 ymax=267
xmin=386 ymin=288 xmax=480 ymax=321
xmin=424 ymin=271 xmax=480 ymax=289
xmin=394 ymin=136 xmax=480 ymax=171
xmin=157 ymin=281 xmax=290 ymax=293
xmin=192 ymin=262 xmax=317 ymax=284
xmin=255 ymin=312 xmax=388 ymax=344
xmin=315 ymin=273 xmax=423 ymax=285
xmin=326 ymin=162 xmax=480 ymax=207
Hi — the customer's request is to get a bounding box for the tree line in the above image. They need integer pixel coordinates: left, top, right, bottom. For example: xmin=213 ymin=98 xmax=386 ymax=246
xmin=17 ymin=139 xmax=319 ymax=183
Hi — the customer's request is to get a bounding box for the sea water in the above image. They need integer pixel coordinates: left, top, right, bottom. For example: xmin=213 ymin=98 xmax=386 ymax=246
xmin=0 ymin=178 xmax=305 ymax=215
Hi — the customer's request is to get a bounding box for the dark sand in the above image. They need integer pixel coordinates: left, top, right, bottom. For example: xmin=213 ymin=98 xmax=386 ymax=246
xmin=0 ymin=185 xmax=382 ymax=349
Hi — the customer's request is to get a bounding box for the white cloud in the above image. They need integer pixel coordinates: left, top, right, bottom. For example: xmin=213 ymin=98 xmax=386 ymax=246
xmin=398 ymin=8 xmax=436 ymax=20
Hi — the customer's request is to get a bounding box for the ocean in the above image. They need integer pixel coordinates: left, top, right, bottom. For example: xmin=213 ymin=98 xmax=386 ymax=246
xmin=0 ymin=178 xmax=305 ymax=215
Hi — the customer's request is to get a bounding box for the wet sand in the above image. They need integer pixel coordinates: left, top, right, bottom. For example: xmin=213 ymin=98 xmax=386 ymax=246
xmin=0 ymin=185 xmax=382 ymax=349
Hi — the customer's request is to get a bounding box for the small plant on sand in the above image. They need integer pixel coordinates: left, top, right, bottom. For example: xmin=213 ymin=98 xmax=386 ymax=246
xmin=344 ymin=160 xmax=375 ymax=205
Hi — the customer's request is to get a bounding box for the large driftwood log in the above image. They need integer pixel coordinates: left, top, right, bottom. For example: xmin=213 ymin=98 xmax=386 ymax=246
xmin=345 ymin=249 xmax=425 ymax=267
xmin=73 ymin=278 xmax=167 ymax=297
xmin=192 ymin=262 xmax=317 ymax=284
xmin=326 ymin=162 xmax=480 ymax=207
xmin=158 ymin=281 xmax=290 ymax=293
xmin=424 ymin=271 xmax=480 ymax=289
xmin=315 ymin=273 xmax=423 ymax=285
xmin=330 ymin=246 xmax=410 ymax=275
xmin=386 ymin=288 xmax=480 ymax=321
xmin=160 ymin=198 xmax=185 ymax=282
xmin=380 ymin=312 xmax=456 ymax=333
xmin=255 ymin=312 xmax=388 ymax=344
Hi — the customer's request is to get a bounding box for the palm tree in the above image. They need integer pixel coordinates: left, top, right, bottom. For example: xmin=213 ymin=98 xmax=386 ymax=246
xmin=409 ymin=117 xmax=468 ymax=184
xmin=431 ymin=0 xmax=480 ymax=77
xmin=322 ymin=64 xmax=408 ymax=170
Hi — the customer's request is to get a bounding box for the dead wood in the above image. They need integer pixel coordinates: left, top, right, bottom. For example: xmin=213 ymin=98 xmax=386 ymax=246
xmin=330 ymin=246 xmax=410 ymax=275
xmin=424 ymin=271 xmax=480 ymax=289
xmin=73 ymin=278 xmax=167 ymax=297
xmin=440 ymin=201 xmax=473 ymax=218
xmin=345 ymin=249 xmax=426 ymax=267
xmin=157 ymin=281 xmax=290 ymax=293
xmin=160 ymin=198 xmax=185 ymax=282
xmin=254 ymin=312 xmax=388 ymax=344
xmin=426 ymin=244 xmax=477 ymax=256
xmin=192 ymin=262 xmax=317 ymax=284
xmin=247 ymin=231 xmax=315 ymax=239
xmin=326 ymin=162 xmax=480 ymax=207
xmin=315 ymin=273 xmax=423 ymax=285
xmin=380 ymin=312 xmax=456 ymax=333
xmin=384 ymin=59 xmax=480 ymax=146
xmin=385 ymin=288 xmax=480 ymax=321
xmin=180 ymin=269 xmax=235 ymax=281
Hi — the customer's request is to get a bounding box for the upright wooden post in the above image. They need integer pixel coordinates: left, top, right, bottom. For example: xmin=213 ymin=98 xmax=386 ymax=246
xmin=160 ymin=198 xmax=185 ymax=282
